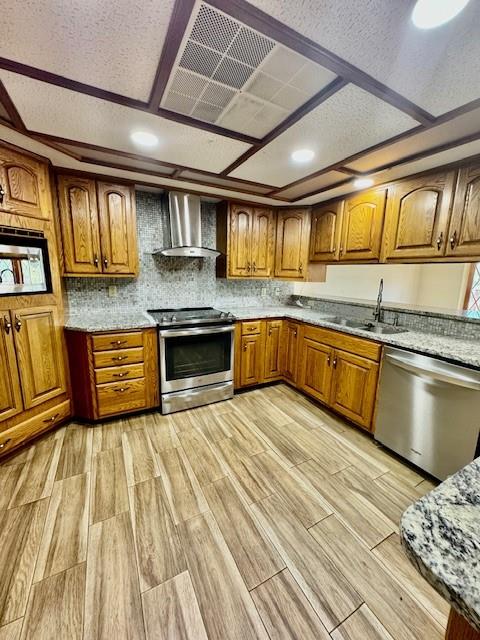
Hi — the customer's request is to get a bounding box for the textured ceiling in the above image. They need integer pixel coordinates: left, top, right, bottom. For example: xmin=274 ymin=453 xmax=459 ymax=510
xmin=0 ymin=71 xmax=251 ymax=174
xmin=229 ymin=84 xmax=417 ymax=185
xmin=246 ymin=0 xmax=480 ymax=116
xmin=0 ymin=0 xmax=176 ymax=101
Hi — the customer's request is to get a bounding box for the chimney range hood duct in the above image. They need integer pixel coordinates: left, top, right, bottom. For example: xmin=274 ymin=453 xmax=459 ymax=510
xmin=154 ymin=191 xmax=220 ymax=258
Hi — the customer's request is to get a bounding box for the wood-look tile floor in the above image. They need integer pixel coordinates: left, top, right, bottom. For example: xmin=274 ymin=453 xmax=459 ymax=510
xmin=0 ymin=384 xmax=449 ymax=640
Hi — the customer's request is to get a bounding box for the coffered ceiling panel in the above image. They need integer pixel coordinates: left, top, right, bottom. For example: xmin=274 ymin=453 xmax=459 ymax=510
xmin=229 ymin=84 xmax=417 ymax=185
xmin=0 ymin=71 xmax=251 ymax=173
xmin=160 ymin=1 xmax=337 ymax=137
xmin=272 ymin=170 xmax=348 ymax=200
xmin=1 ymin=0 xmax=176 ymax=101
xmin=248 ymin=0 xmax=480 ymax=116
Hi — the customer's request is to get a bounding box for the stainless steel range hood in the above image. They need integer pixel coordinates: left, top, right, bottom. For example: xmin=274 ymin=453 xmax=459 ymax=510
xmin=153 ymin=191 xmax=219 ymax=258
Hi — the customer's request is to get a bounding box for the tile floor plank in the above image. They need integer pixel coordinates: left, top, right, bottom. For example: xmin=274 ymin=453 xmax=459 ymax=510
xmin=130 ymin=477 xmax=186 ymax=592
xmin=179 ymin=512 xmax=269 ymax=640
xmin=251 ymin=569 xmax=331 ymax=640
xmin=215 ymin=411 xmax=267 ymax=456
xmin=178 ymin=429 xmax=225 ymax=486
xmin=144 ymin=413 xmax=180 ymax=453
xmin=331 ymin=604 xmax=395 ymax=640
xmin=0 ymin=499 xmax=48 ymax=625
xmin=90 ymin=446 xmax=129 ymax=524
xmin=252 ymin=493 xmax=362 ymax=632
xmin=0 ymin=619 xmax=23 ymax=640
xmin=55 ymin=423 xmax=93 ymax=480
xmin=142 ymin=571 xmax=208 ymax=640
xmin=85 ymin=512 xmax=145 ymax=640
xmin=20 ymin=563 xmax=85 ymax=640
xmin=204 ymin=476 xmax=285 ymax=589
xmin=310 ymin=515 xmax=443 ymax=640
xmin=195 ymin=413 xmax=232 ymax=443
xmin=92 ymin=418 xmax=129 ymax=453
xmin=0 ymin=465 xmax=25 ymax=512
xmin=34 ymin=473 xmax=89 ymax=582
xmin=252 ymin=415 xmax=312 ymax=466
xmin=122 ymin=429 xmax=159 ymax=486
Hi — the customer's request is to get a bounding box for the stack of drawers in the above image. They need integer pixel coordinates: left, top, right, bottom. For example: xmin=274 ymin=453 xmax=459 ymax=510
xmin=92 ymin=331 xmax=148 ymax=417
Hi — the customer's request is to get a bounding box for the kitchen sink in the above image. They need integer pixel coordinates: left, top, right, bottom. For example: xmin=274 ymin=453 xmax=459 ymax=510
xmin=326 ymin=316 xmax=370 ymax=328
xmin=362 ymin=324 xmax=408 ymax=335
xmin=326 ymin=316 xmax=408 ymax=335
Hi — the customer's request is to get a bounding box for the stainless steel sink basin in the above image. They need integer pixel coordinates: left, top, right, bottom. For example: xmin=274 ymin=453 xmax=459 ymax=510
xmin=362 ymin=324 xmax=408 ymax=335
xmin=326 ymin=316 xmax=369 ymax=328
xmin=326 ymin=316 xmax=408 ymax=335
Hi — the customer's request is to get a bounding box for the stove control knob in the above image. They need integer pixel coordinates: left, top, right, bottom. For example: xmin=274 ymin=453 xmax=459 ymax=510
xmin=171 ymin=315 xmax=177 ymax=322
xmin=220 ymin=312 xmax=227 ymax=318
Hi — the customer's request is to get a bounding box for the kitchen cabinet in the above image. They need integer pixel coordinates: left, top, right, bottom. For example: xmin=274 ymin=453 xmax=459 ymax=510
xmin=382 ymin=170 xmax=455 ymax=260
xmin=240 ymin=333 xmax=264 ymax=387
xmin=274 ymin=209 xmax=310 ymax=279
xmin=309 ymin=201 xmax=343 ymax=262
xmin=57 ymin=174 xmax=138 ymax=277
xmin=251 ymin=208 xmax=275 ymax=277
xmin=297 ymin=337 xmax=333 ymax=403
xmin=235 ymin=319 xmax=283 ymax=388
xmin=446 ymin=163 xmax=480 ymax=257
xmin=66 ymin=328 xmax=159 ymax=420
xmin=0 ymin=313 xmax=23 ymax=422
xmin=264 ymin=319 xmax=283 ymax=381
xmin=340 ymin=189 xmax=386 ymax=261
xmin=0 ymin=145 xmax=51 ymax=220
xmin=283 ymin=321 xmax=300 ymax=383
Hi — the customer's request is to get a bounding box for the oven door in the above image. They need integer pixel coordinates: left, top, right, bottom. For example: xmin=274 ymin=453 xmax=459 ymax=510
xmin=159 ymin=324 xmax=234 ymax=393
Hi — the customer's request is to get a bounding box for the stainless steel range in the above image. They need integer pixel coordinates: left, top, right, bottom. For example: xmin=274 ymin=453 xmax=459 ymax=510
xmin=148 ymin=307 xmax=235 ymax=414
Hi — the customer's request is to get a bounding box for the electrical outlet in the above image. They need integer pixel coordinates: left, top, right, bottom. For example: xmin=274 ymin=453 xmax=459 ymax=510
xmin=261 ymin=287 xmax=267 ymax=296
xmin=108 ymin=285 xmax=117 ymax=298
xmin=274 ymin=287 xmax=280 ymax=295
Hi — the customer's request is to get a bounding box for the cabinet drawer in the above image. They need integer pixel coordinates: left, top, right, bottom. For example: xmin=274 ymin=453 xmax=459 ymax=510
xmin=92 ymin=331 xmax=143 ymax=352
xmin=0 ymin=400 xmax=71 ymax=458
xmin=94 ymin=363 xmax=145 ymax=385
xmin=241 ymin=320 xmax=263 ymax=335
xmin=93 ymin=347 xmax=144 ymax=369
xmin=302 ymin=325 xmax=381 ymax=362
xmin=96 ymin=379 xmax=147 ymax=418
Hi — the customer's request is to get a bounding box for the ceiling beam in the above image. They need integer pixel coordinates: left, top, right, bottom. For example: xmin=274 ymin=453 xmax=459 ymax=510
xmin=0 ymin=80 xmax=25 ymax=131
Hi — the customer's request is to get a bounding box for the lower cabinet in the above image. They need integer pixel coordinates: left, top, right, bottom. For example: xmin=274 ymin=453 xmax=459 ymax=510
xmin=297 ymin=337 xmax=333 ymax=403
xmin=66 ymin=327 xmax=159 ymax=420
xmin=236 ymin=319 xmax=284 ymax=388
xmin=283 ymin=321 xmax=300 ymax=383
xmin=264 ymin=320 xmax=283 ymax=380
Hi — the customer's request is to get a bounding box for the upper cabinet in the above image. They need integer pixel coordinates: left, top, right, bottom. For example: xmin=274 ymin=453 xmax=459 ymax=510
xmin=274 ymin=208 xmax=310 ymax=279
xmin=446 ymin=164 xmax=480 ymax=258
xmin=309 ymin=201 xmax=343 ymax=262
xmin=228 ymin=204 xmax=252 ymax=276
xmin=57 ymin=174 xmax=138 ymax=277
xmin=0 ymin=146 xmax=51 ymax=220
xmin=340 ymin=189 xmax=386 ymax=262
xmin=251 ymin=207 xmax=275 ymax=277
xmin=382 ymin=170 xmax=455 ymax=260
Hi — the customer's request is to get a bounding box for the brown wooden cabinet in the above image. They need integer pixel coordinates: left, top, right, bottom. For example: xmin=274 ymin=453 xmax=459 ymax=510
xmin=446 ymin=163 xmax=480 ymax=257
xmin=264 ymin=319 xmax=283 ymax=381
xmin=235 ymin=319 xmax=283 ymax=388
xmin=57 ymin=174 xmax=138 ymax=276
xmin=0 ymin=313 xmax=23 ymax=422
xmin=283 ymin=321 xmax=300 ymax=383
xmin=383 ymin=170 xmax=455 ymax=260
xmin=340 ymin=189 xmax=386 ymax=261
xmin=251 ymin=208 xmax=275 ymax=277
xmin=0 ymin=146 xmax=51 ymax=220
xmin=297 ymin=337 xmax=333 ymax=403
xmin=240 ymin=333 xmax=264 ymax=387
xmin=309 ymin=201 xmax=343 ymax=262
xmin=274 ymin=209 xmax=310 ymax=279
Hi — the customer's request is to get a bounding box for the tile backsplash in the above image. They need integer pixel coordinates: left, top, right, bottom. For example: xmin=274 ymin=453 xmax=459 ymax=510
xmin=64 ymin=191 xmax=293 ymax=313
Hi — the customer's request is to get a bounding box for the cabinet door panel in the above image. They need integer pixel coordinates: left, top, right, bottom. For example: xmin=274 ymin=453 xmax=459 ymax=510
xmin=298 ymin=337 xmax=333 ymax=404
xmin=57 ymin=175 xmax=102 ymax=274
xmin=283 ymin=322 xmax=299 ymax=383
xmin=384 ymin=171 xmax=454 ymax=260
xmin=330 ymin=350 xmax=379 ymax=430
xmin=0 ymin=312 xmax=23 ymax=423
xmin=264 ymin=320 xmax=282 ymax=380
xmin=447 ymin=165 xmax=480 ymax=257
xmin=309 ymin=201 xmax=343 ymax=262
xmin=240 ymin=333 xmax=264 ymax=387
xmin=251 ymin=208 xmax=274 ymax=277
xmin=274 ymin=209 xmax=310 ymax=279
xmin=97 ymin=182 xmax=137 ymax=275
xmin=341 ymin=189 xmax=386 ymax=261
xmin=0 ymin=147 xmax=50 ymax=219
xmin=11 ymin=306 xmax=66 ymax=409
xmin=229 ymin=205 xmax=252 ymax=276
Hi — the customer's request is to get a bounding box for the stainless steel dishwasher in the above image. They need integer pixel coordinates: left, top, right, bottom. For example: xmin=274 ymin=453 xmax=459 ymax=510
xmin=375 ymin=346 xmax=480 ymax=480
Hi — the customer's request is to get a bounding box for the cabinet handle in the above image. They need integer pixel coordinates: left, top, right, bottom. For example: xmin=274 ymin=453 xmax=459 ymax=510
xmin=113 ymin=371 xmax=129 ymax=378
xmin=333 ymin=357 xmax=337 ymax=368
xmin=0 ymin=184 xmax=5 ymax=204
xmin=243 ymin=344 xmax=247 ymax=352
xmin=3 ymin=316 xmax=11 ymax=335
xmin=114 ymin=387 xmax=129 ymax=393
xmin=111 ymin=340 xmax=127 ymax=346
xmin=436 ymin=232 xmax=444 ymax=251
xmin=299 ymin=262 xmax=303 ymax=274
xmin=0 ymin=438 xmax=11 ymax=449
xmin=339 ymin=247 xmax=344 ymax=256
xmin=246 ymin=262 xmax=251 ymax=273
xmin=93 ymin=254 xmax=99 ymax=268
xmin=327 ymin=355 xmax=331 ymax=366
xmin=450 ymin=230 xmax=458 ymax=250
xmin=103 ymin=256 xmax=109 ymax=269
xmin=293 ymin=330 xmax=297 ymax=337
xmin=112 ymin=355 xmax=128 ymax=361
xmin=43 ymin=413 xmax=59 ymax=424
xmin=332 ymin=246 xmax=336 ymax=254
xmin=252 ymin=262 xmax=257 ymax=272
xmin=268 ymin=327 xmax=272 ymax=336
xmin=14 ymin=316 xmax=22 ymax=332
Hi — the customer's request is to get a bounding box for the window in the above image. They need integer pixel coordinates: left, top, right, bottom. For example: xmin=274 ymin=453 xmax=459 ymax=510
xmin=464 ymin=263 xmax=480 ymax=312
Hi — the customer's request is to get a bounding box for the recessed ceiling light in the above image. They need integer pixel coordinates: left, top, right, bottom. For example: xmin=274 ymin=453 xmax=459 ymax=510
xmin=130 ymin=131 xmax=159 ymax=147
xmin=353 ymin=177 xmax=374 ymax=189
xmin=412 ymin=0 xmax=470 ymax=29
xmin=291 ymin=149 xmax=315 ymax=163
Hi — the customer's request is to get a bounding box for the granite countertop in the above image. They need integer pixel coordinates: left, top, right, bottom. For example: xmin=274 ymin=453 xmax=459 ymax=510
xmin=64 ymin=305 xmax=480 ymax=369
xmin=401 ymin=459 xmax=480 ymax=632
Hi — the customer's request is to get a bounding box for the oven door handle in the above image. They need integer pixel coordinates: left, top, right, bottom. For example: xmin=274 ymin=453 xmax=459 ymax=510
xmin=159 ymin=325 xmax=234 ymax=338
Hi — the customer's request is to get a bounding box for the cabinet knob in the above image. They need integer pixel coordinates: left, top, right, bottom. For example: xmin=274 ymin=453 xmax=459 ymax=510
xmin=299 ymin=262 xmax=303 ymax=274
xmin=252 ymin=261 xmax=257 ymax=272
xmin=0 ymin=438 xmax=11 ymax=449
xmin=0 ymin=184 xmax=5 ymax=204
xmin=339 ymin=247 xmax=344 ymax=256
xmin=246 ymin=262 xmax=251 ymax=273
xmin=93 ymin=255 xmax=99 ymax=268
xmin=111 ymin=340 xmax=127 ymax=346
xmin=327 ymin=355 xmax=331 ymax=366
xmin=43 ymin=413 xmax=59 ymax=424
xmin=436 ymin=232 xmax=444 ymax=251
xmin=332 ymin=246 xmax=336 ymax=254
xmin=113 ymin=371 xmax=129 ymax=378
xmin=333 ymin=357 xmax=337 ymax=368
xmin=14 ymin=316 xmax=22 ymax=332
xmin=114 ymin=387 xmax=129 ymax=393
xmin=103 ymin=256 xmax=109 ymax=269
xmin=3 ymin=316 xmax=11 ymax=335
xmin=450 ymin=230 xmax=458 ymax=250
xmin=112 ymin=355 xmax=128 ymax=361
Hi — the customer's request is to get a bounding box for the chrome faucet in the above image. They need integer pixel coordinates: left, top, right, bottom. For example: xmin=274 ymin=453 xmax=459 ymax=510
xmin=374 ymin=278 xmax=384 ymax=323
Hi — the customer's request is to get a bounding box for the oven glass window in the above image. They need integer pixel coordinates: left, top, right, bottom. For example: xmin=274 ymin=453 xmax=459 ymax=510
xmin=165 ymin=332 xmax=231 ymax=380
xmin=0 ymin=234 xmax=51 ymax=296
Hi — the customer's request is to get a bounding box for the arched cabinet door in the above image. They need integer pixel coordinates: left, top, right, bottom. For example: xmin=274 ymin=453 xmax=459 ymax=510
xmin=310 ymin=201 xmax=343 ymax=262
xmin=251 ymin=208 xmax=275 ymax=277
xmin=228 ymin=204 xmax=253 ymax=276
xmin=274 ymin=209 xmax=310 ymax=279
xmin=383 ymin=170 xmax=455 ymax=260
xmin=340 ymin=189 xmax=386 ymax=261
xmin=0 ymin=147 xmax=50 ymax=219
xmin=446 ymin=163 xmax=480 ymax=257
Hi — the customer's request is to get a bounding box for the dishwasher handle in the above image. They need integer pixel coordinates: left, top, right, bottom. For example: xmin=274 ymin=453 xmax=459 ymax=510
xmin=385 ymin=353 xmax=480 ymax=391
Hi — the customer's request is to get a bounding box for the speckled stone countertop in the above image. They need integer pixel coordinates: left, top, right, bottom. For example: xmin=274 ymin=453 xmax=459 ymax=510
xmin=401 ymin=458 xmax=480 ymax=632
xmin=64 ymin=305 xmax=480 ymax=369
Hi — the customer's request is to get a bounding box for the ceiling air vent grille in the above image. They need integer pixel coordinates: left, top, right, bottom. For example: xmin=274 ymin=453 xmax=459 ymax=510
xmin=160 ymin=1 xmax=338 ymax=138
